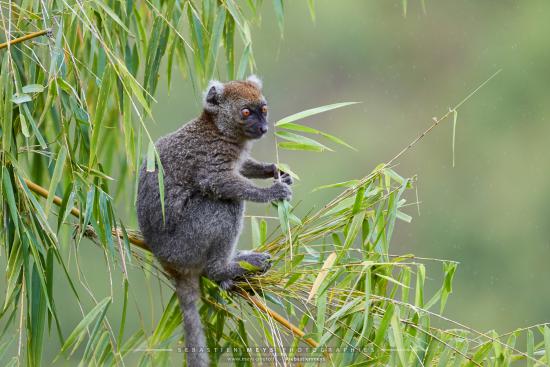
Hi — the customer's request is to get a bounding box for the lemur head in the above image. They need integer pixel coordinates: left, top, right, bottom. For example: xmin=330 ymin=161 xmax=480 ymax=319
xmin=203 ymin=75 xmax=269 ymax=140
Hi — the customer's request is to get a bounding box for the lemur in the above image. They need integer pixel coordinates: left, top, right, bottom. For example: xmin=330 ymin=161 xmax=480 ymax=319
xmin=136 ymin=75 xmax=293 ymax=367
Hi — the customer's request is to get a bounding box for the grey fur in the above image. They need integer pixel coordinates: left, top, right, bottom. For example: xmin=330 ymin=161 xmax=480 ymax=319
xmin=136 ymin=78 xmax=292 ymax=367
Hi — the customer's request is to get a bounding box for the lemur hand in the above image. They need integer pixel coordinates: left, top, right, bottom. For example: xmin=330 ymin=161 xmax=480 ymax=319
xmin=270 ymin=181 xmax=292 ymax=201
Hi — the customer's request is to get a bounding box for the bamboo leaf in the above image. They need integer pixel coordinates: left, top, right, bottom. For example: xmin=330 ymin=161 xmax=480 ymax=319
xmin=11 ymin=93 xmax=32 ymax=104
xmin=275 ymin=131 xmax=331 ymax=151
xmin=60 ymin=297 xmax=111 ymax=356
xmin=307 ymin=252 xmax=336 ymax=302
xmin=272 ymin=0 xmax=284 ymax=34
xmin=544 ymin=326 xmax=550 ymax=365
xmin=22 ymin=84 xmax=45 ymax=94
xmin=45 ymin=146 xmax=67 ymax=215
xmin=390 ymin=307 xmax=407 ymax=366
xmin=2 ymin=168 xmax=19 ymax=232
xmin=146 ymin=141 xmax=156 ymax=172
xmin=239 ymin=260 xmax=261 ymax=272
xmin=374 ymin=303 xmax=394 ymax=347
xmin=28 ymin=265 xmax=47 ymax=366
xmin=236 ymin=43 xmax=252 ymax=80
xmin=452 ymin=109 xmax=458 ymax=167
xmin=276 ymin=162 xmax=300 ymax=180
xmin=312 ymin=179 xmax=359 ymax=192
xmin=278 ymin=141 xmax=324 ymax=152
xmin=19 ymin=113 xmax=30 ymax=138
xmin=92 ymin=0 xmax=133 ymax=34
xmin=90 ymin=66 xmax=114 ymax=167
xmin=275 ymin=102 xmax=359 ymax=126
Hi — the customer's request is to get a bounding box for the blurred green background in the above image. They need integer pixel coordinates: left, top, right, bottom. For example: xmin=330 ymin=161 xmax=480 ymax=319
xmin=147 ymin=0 xmax=550 ymax=333
xmin=155 ymin=0 xmax=550 ymax=334
xmin=11 ymin=1 xmax=550 ymax=364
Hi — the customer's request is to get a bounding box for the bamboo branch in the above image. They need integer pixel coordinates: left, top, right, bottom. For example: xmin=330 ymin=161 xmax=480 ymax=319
xmin=237 ymin=290 xmax=320 ymax=349
xmin=0 ymin=29 xmax=51 ymax=50
xmin=22 ymin=178 xmax=317 ymax=348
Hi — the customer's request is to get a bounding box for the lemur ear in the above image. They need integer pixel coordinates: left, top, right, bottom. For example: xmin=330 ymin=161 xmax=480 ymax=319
xmin=246 ymin=74 xmax=263 ymax=90
xmin=203 ymin=80 xmax=224 ymax=107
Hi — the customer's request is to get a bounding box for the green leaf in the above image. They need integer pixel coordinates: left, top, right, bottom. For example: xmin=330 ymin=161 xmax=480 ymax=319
xmin=467 ymin=342 xmax=492 ymax=366
xmin=308 ymin=252 xmax=336 ymax=302
xmin=312 ymin=179 xmax=359 ymax=192
xmin=45 ymin=146 xmax=67 ymax=215
xmin=275 ymin=131 xmax=331 ymax=151
xmin=390 ymin=307 xmax=407 ymax=366
xmin=374 ymin=303 xmax=394 ymax=347
xmin=278 ymin=142 xmax=324 ymax=152
xmin=19 ymin=113 xmax=30 ymax=138
xmin=60 ymin=297 xmax=111 ymax=356
xmin=527 ymin=329 xmax=534 ymax=367
xmin=251 ymin=217 xmax=261 ymax=247
xmin=320 ymin=131 xmax=356 ymax=151
xmin=396 ymin=210 xmax=412 ymax=223
xmin=440 ymin=262 xmax=457 ymax=313
xmin=28 ymin=265 xmax=47 ymax=366
xmin=452 ymin=109 xmax=458 ymax=167
xmin=277 ymin=199 xmax=290 ymax=234
xmin=414 ymin=264 xmax=425 ymax=308
xmin=238 ymin=260 xmax=261 ymax=272
xmin=92 ymin=0 xmax=133 ymax=34
xmin=146 ymin=141 xmax=156 ymax=172
xmin=236 ymin=43 xmax=252 ymax=80
xmin=341 ymin=211 xmax=366 ymax=253
xmin=143 ymin=17 xmax=170 ymax=101
xmin=307 ymin=0 xmax=316 ymax=21
xmin=149 ymin=294 xmax=181 ymax=346
xmin=259 ymin=219 xmax=267 ymax=246
xmin=278 ymin=122 xmax=321 ymax=134
xmin=57 ymin=183 xmax=74 ymax=232
xmin=544 ymin=326 xmax=550 ymax=365
xmin=89 ymin=66 xmax=114 ymax=167
xmin=11 ymin=93 xmax=32 ymax=104
xmin=276 ymin=162 xmax=300 ymax=180
xmin=2 ymin=168 xmax=19 ymax=232
xmin=205 ymin=8 xmax=226 ymax=78
xmin=275 ymin=102 xmax=359 ymax=126
xmin=22 ymin=84 xmax=45 ymax=94
xmin=272 ymin=0 xmax=284 ymax=34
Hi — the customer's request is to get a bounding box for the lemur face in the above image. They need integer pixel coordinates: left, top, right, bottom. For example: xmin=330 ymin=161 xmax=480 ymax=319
xmin=203 ymin=75 xmax=269 ymax=140
xmin=238 ymin=101 xmax=269 ymax=139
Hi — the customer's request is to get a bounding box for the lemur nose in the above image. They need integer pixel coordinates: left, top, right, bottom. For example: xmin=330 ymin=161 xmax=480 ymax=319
xmin=260 ymin=126 xmax=268 ymax=134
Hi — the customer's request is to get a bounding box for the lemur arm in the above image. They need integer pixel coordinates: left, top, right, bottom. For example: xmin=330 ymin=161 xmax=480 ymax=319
xmin=198 ymin=171 xmax=290 ymax=203
xmin=239 ymin=158 xmax=277 ymax=179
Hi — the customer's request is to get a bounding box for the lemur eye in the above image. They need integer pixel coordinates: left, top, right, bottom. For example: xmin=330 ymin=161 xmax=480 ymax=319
xmin=241 ymin=108 xmax=251 ymax=118
xmin=261 ymin=105 xmax=268 ymax=114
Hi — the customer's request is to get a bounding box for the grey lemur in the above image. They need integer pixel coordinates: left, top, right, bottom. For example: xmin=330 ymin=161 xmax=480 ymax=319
xmin=136 ymin=75 xmax=293 ymax=367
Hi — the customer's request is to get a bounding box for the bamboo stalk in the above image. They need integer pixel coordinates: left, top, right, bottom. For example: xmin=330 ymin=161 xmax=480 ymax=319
xmin=22 ymin=178 xmax=316 ymax=349
xmin=237 ymin=290 xmax=320 ymax=349
xmin=0 ymin=29 xmax=51 ymax=50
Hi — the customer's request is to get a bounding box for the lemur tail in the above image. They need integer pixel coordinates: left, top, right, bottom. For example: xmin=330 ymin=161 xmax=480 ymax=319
xmin=174 ymin=275 xmax=209 ymax=367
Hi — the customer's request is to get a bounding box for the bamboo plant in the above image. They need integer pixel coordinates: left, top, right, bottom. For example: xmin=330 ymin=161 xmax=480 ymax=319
xmin=0 ymin=1 xmax=549 ymax=366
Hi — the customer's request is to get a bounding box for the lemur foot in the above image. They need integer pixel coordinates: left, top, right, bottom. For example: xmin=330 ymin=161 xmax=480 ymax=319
xmin=235 ymin=251 xmax=272 ymax=273
xmin=215 ymin=252 xmax=272 ymax=291
xmin=219 ymin=279 xmax=234 ymax=291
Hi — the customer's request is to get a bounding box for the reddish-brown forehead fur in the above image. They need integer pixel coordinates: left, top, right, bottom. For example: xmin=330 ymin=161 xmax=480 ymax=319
xmin=223 ymin=81 xmax=262 ymax=101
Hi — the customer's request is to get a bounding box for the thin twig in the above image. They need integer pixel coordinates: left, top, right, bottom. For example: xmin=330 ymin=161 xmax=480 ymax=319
xmin=0 ymin=29 xmax=50 ymax=50
xmin=387 ymin=69 xmax=502 ymax=166
xmin=236 ymin=289 xmax=320 ymax=349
